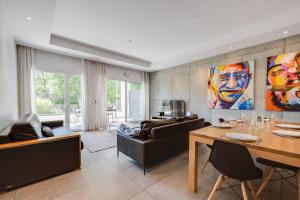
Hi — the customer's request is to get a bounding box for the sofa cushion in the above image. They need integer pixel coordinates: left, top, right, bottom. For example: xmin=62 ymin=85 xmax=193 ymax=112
xmin=137 ymin=118 xmax=178 ymax=139
xmin=9 ymin=113 xmax=43 ymax=141
xmin=117 ymin=123 xmax=140 ymax=137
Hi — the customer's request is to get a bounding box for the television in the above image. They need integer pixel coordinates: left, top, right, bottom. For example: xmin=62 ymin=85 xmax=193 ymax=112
xmin=162 ymin=100 xmax=185 ymax=117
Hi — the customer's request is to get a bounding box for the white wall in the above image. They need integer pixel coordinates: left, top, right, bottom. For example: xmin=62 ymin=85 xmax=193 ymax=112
xmin=150 ymin=35 xmax=300 ymax=123
xmin=35 ymin=49 xmax=143 ymax=83
xmin=0 ymin=4 xmax=18 ymax=124
xmin=107 ymin=64 xmax=142 ymax=83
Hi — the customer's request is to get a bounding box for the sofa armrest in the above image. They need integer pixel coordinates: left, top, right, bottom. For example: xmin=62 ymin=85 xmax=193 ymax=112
xmin=117 ymin=133 xmax=153 ymax=166
xmin=41 ymin=120 xmax=64 ymax=128
xmin=0 ymin=136 xmax=10 ymax=145
xmin=0 ymin=133 xmax=80 ymax=150
xmin=0 ymin=133 xmax=81 ymax=191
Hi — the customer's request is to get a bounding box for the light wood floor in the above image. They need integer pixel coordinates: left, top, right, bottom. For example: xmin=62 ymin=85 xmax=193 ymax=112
xmin=0 ymin=130 xmax=298 ymax=200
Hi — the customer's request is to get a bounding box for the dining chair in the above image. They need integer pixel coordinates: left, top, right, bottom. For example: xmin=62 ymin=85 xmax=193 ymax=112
xmin=200 ymin=122 xmax=212 ymax=174
xmin=256 ymin=157 xmax=299 ymax=197
xmin=208 ymin=140 xmax=262 ymax=200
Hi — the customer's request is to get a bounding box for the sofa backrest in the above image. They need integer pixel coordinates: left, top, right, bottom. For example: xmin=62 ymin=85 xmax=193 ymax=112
xmin=9 ymin=113 xmax=43 ymax=142
xmin=149 ymin=119 xmax=204 ymax=140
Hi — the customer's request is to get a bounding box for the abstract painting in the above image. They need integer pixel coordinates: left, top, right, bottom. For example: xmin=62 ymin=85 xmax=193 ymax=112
xmin=208 ymin=61 xmax=254 ymax=110
xmin=266 ymin=51 xmax=300 ymax=111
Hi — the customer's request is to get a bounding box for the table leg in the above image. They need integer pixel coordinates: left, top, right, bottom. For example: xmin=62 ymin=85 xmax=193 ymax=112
xmin=189 ymin=135 xmax=198 ymax=192
xmin=298 ymin=171 xmax=300 ymax=200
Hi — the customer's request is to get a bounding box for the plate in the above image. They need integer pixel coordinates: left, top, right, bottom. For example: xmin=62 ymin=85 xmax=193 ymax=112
xmin=275 ymin=124 xmax=300 ymax=129
xmin=272 ymin=130 xmax=300 ymax=137
xmin=213 ymin=123 xmax=233 ymax=128
xmin=225 ymin=133 xmax=257 ymax=142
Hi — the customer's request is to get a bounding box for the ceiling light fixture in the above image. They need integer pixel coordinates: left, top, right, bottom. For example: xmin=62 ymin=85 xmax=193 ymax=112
xmin=26 ymin=17 xmax=32 ymax=21
xmin=283 ymin=30 xmax=288 ymax=35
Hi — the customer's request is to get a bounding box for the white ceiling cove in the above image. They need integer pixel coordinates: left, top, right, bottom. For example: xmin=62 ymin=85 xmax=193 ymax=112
xmin=1 ymin=0 xmax=300 ymax=71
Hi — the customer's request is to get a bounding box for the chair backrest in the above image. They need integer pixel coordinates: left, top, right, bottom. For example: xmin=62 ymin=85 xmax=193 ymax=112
xmin=209 ymin=140 xmax=258 ymax=181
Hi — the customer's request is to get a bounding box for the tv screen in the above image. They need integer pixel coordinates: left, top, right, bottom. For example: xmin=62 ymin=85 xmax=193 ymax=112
xmin=162 ymin=100 xmax=185 ymax=117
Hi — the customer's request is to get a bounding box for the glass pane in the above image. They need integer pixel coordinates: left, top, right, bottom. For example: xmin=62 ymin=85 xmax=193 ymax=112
xmin=34 ymin=71 xmax=65 ymax=123
xmin=106 ymin=79 xmax=125 ymax=123
xmin=127 ymin=83 xmax=142 ymax=121
xmin=69 ymin=74 xmax=83 ymax=129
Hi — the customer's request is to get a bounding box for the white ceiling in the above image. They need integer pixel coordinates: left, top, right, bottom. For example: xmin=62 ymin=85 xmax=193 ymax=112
xmin=1 ymin=0 xmax=300 ymax=71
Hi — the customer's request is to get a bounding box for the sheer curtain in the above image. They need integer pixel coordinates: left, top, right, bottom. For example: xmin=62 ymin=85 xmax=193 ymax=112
xmin=97 ymin=62 xmax=107 ymax=128
xmin=17 ymin=45 xmax=35 ymax=117
xmin=142 ymin=72 xmax=150 ymax=120
xmin=83 ymin=59 xmax=107 ymax=131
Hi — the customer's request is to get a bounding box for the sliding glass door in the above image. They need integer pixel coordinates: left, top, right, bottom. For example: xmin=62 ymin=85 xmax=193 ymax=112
xmin=106 ymin=79 xmax=143 ymax=123
xmin=126 ymin=82 xmax=142 ymax=122
xmin=106 ymin=79 xmax=126 ymax=123
xmin=34 ymin=71 xmax=83 ymax=130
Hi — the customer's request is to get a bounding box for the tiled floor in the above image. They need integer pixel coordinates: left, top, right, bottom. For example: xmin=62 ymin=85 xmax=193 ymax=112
xmin=0 ymin=130 xmax=298 ymax=200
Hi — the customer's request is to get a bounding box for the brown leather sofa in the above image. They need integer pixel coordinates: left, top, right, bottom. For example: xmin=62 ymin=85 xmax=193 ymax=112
xmin=0 ymin=113 xmax=82 ymax=192
xmin=117 ymin=118 xmax=204 ymax=174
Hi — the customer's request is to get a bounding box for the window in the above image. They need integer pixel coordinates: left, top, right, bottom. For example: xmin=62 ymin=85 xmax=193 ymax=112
xmin=127 ymin=83 xmax=142 ymax=121
xmin=106 ymin=80 xmax=143 ymax=123
xmin=34 ymin=71 xmax=83 ymax=130
xmin=106 ymin=79 xmax=126 ymax=122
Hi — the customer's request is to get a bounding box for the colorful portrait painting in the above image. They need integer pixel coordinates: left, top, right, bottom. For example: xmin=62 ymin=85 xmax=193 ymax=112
xmin=266 ymin=51 xmax=300 ymax=111
xmin=208 ymin=61 xmax=254 ymax=110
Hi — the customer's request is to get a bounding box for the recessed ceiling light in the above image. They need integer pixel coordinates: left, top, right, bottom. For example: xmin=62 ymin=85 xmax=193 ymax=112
xmin=26 ymin=17 xmax=32 ymax=21
xmin=229 ymin=46 xmax=233 ymax=50
xmin=283 ymin=30 xmax=288 ymax=35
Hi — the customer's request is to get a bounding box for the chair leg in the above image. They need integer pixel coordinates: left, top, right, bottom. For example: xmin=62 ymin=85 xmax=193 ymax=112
xmin=256 ymin=167 xmax=274 ymax=197
xmin=217 ymin=176 xmax=224 ymax=190
xmin=241 ymin=182 xmax=248 ymax=200
xmin=208 ymin=175 xmax=224 ymax=200
xmin=200 ymin=157 xmax=209 ymax=174
xmin=246 ymin=181 xmax=257 ymax=200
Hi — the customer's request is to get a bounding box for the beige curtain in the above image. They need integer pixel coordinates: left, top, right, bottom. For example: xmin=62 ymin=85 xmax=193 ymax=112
xmin=17 ymin=45 xmax=35 ymax=117
xmin=98 ymin=62 xmax=107 ymax=128
xmin=142 ymin=72 xmax=150 ymax=120
xmin=83 ymin=59 xmax=107 ymax=131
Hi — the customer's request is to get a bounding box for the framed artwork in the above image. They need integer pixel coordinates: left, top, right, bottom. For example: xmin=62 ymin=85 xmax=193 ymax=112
xmin=266 ymin=51 xmax=300 ymax=111
xmin=208 ymin=61 xmax=254 ymax=110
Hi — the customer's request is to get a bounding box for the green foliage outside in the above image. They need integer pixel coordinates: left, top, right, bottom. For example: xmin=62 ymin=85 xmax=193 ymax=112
xmin=106 ymin=79 xmax=121 ymax=109
xmin=106 ymin=80 xmax=142 ymax=110
xmin=35 ymin=71 xmax=81 ymax=115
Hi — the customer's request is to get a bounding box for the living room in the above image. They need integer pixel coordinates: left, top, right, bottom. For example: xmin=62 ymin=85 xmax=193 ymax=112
xmin=1 ymin=0 xmax=300 ymax=200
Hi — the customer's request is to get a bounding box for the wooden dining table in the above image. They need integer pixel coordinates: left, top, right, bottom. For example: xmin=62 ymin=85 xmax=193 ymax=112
xmin=188 ymin=121 xmax=300 ymax=199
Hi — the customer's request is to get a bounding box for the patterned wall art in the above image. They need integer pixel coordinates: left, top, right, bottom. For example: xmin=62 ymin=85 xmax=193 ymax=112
xmin=208 ymin=61 xmax=255 ymax=110
xmin=266 ymin=51 xmax=300 ymax=111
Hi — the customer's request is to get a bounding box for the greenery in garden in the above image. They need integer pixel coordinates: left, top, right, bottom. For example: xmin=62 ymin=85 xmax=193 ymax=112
xmin=106 ymin=79 xmax=121 ymax=109
xmin=106 ymin=80 xmax=142 ymax=110
xmin=35 ymin=73 xmax=142 ymax=115
xmin=35 ymin=72 xmax=81 ymax=115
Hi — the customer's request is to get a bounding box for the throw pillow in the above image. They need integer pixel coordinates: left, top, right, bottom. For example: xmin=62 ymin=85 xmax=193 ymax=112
xmin=42 ymin=126 xmax=54 ymax=137
xmin=137 ymin=118 xmax=178 ymax=139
